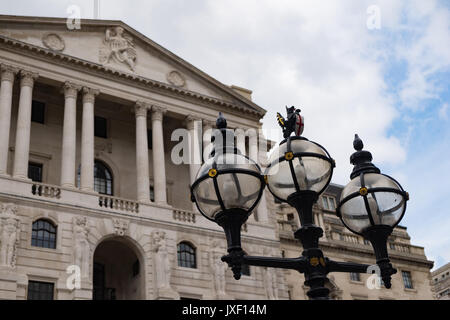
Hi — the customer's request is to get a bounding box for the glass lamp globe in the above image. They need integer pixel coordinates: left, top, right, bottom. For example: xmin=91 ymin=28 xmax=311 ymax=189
xmin=191 ymin=113 xmax=265 ymax=222
xmin=338 ymin=173 xmax=408 ymax=235
xmin=337 ymin=135 xmax=408 ymax=236
xmin=192 ymin=153 xmax=264 ymax=221
xmin=265 ymin=136 xmax=334 ymax=202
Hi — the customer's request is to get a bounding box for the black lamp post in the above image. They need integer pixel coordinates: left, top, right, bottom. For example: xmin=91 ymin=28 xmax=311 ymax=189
xmin=190 ymin=109 xmax=408 ymax=300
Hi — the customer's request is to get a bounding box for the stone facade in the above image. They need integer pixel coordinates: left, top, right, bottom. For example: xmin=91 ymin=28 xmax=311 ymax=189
xmin=273 ymin=183 xmax=435 ymax=300
xmin=431 ymin=262 xmax=450 ymax=300
xmin=0 ymin=15 xmax=284 ymax=300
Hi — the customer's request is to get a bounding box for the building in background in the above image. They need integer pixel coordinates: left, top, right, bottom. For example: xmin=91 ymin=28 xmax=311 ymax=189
xmin=431 ymin=262 xmax=450 ymax=300
xmin=0 ymin=15 xmax=286 ymax=300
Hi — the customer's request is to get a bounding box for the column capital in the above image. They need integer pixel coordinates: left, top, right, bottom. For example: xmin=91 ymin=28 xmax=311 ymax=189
xmin=134 ymin=101 xmax=149 ymax=118
xmin=62 ymin=81 xmax=82 ymax=99
xmin=19 ymin=70 xmax=39 ymax=88
xmin=246 ymin=128 xmax=258 ymax=137
xmin=202 ymin=119 xmax=215 ymax=129
xmin=82 ymin=87 xmax=99 ymax=104
xmin=0 ymin=64 xmax=19 ymax=82
xmin=151 ymin=105 xmax=167 ymax=121
xmin=185 ymin=115 xmax=202 ymax=130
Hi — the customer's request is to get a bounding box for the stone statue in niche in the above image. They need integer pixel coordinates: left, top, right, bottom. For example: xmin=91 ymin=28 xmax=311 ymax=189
xmin=262 ymin=248 xmax=279 ymax=300
xmin=262 ymin=267 xmax=279 ymax=300
xmin=0 ymin=203 xmax=20 ymax=268
xmin=99 ymin=26 xmax=137 ymax=71
xmin=152 ymin=231 xmax=172 ymax=290
xmin=209 ymin=240 xmax=227 ymax=296
xmin=73 ymin=217 xmax=90 ymax=278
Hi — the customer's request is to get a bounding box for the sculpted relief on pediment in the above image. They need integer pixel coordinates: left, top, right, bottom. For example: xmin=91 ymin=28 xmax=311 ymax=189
xmin=99 ymin=26 xmax=137 ymax=72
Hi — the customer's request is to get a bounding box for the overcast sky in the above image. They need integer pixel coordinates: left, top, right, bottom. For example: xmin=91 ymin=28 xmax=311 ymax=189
xmin=1 ymin=0 xmax=449 ymax=270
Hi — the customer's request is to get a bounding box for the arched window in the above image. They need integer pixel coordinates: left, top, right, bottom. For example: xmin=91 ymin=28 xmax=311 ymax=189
xmin=77 ymin=160 xmax=113 ymax=195
xmin=31 ymin=219 xmax=57 ymax=249
xmin=177 ymin=242 xmax=196 ymax=268
xmin=241 ymin=251 xmax=250 ymax=276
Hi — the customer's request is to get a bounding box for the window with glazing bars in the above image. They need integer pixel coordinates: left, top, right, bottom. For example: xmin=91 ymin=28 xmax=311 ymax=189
xmin=402 ymin=271 xmax=413 ymax=289
xmin=177 ymin=242 xmax=196 ymax=268
xmin=28 ymin=162 xmax=43 ymax=182
xmin=27 ymin=281 xmax=54 ymax=300
xmin=94 ymin=161 xmax=113 ymax=195
xmin=31 ymin=219 xmax=57 ymax=249
xmin=350 ymin=272 xmax=361 ymax=282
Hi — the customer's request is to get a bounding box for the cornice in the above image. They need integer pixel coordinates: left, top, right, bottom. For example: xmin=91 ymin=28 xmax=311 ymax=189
xmin=0 ymin=34 xmax=264 ymax=118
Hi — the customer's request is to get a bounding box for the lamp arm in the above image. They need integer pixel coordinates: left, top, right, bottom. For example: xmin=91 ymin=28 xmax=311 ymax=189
xmin=243 ymin=255 xmax=307 ymax=272
xmin=326 ymin=259 xmax=371 ymax=274
xmin=221 ymin=253 xmax=308 ymax=279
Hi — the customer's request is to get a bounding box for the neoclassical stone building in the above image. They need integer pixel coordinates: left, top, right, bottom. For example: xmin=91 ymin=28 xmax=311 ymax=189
xmin=0 ymin=15 xmax=286 ymax=300
xmin=431 ymin=262 xmax=450 ymax=300
xmin=0 ymin=15 xmax=435 ymax=301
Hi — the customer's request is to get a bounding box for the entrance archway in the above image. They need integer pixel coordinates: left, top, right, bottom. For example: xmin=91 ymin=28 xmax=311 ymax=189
xmin=93 ymin=237 xmax=145 ymax=300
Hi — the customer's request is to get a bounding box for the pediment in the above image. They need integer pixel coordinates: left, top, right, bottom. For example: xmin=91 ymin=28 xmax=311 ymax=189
xmin=0 ymin=15 xmax=264 ymax=116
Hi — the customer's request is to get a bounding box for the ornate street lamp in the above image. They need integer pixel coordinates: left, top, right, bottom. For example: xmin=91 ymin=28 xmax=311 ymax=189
xmin=337 ymin=134 xmax=409 ymax=288
xmin=191 ymin=109 xmax=408 ymax=300
xmin=190 ymin=113 xmax=265 ymax=277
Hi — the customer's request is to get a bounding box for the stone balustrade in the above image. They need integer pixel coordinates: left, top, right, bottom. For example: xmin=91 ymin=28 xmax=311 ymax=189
xmin=172 ymin=209 xmax=196 ymax=223
xmin=31 ymin=182 xmax=61 ymax=199
xmin=98 ymin=195 xmax=139 ymax=213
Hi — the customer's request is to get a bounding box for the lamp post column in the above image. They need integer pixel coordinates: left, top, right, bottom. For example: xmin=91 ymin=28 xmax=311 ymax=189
xmin=13 ymin=70 xmax=39 ymax=179
xmin=151 ymin=105 xmax=167 ymax=205
xmin=0 ymin=64 xmax=18 ymax=176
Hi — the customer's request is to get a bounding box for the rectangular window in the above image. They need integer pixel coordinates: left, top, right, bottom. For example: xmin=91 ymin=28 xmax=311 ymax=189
xmin=350 ymin=272 xmax=361 ymax=282
xmin=402 ymin=271 xmax=413 ymax=289
xmin=27 ymin=281 xmax=54 ymax=300
xmin=147 ymin=129 xmax=152 ymax=149
xmin=322 ymin=197 xmax=329 ymax=210
xmin=389 ymin=242 xmax=396 ymax=250
xmin=28 ymin=162 xmax=43 ymax=182
xmin=31 ymin=100 xmax=45 ymax=124
xmin=94 ymin=116 xmax=107 ymax=138
xmin=327 ymin=197 xmax=336 ymax=211
xmin=150 ymin=185 xmax=155 ymax=202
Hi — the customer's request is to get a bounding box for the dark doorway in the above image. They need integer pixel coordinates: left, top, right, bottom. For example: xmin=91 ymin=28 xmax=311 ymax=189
xmin=93 ymin=238 xmax=144 ymax=300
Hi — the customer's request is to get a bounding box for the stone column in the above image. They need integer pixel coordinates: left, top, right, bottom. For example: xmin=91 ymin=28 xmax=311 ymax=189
xmin=186 ymin=116 xmax=202 ymax=211
xmin=202 ymin=120 xmax=214 ymax=162
xmin=256 ymin=137 xmax=269 ymax=223
xmin=247 ymin=128 xmax=258 ymax=162
xmin=151 ymin=105 xmax=167 ymax=205
xmin=235 ymin=128 xmax=246 ymax=156
xmin=186 ymin=116 xmax=202 ymax=185
xmin=60 ymin=82 xmax=81 ymax=188
xmin=0 ymin=64 xmax=18 ymax=175
xmin=12 ymin=70 xmax=38 ymax=179
xmin=80 ymin=87 xmax=99 ymax=192
xmin=135 ymin=101 xmax=150 ymax=202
